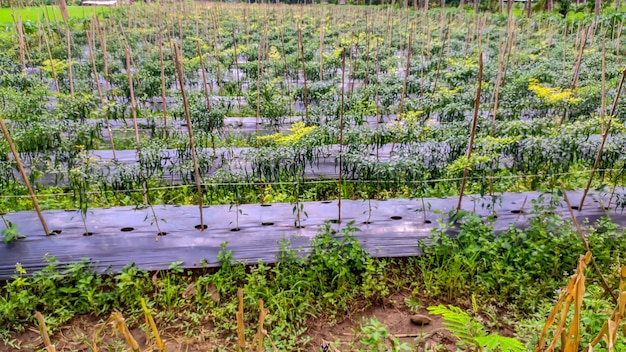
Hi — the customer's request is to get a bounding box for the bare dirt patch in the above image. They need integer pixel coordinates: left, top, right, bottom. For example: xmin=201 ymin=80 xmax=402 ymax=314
xmin=2 ymin=292 xmax=459 ymax=352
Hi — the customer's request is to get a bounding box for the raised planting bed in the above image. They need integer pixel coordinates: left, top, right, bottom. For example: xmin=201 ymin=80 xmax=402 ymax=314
xmin=1 ymin=189 xmax=624 ymax=280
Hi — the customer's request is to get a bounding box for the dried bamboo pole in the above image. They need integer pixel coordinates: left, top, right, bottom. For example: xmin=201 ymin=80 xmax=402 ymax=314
xmin=347 ymin=31 xmax=355 ymax=93
xmin=363 ymin=14 xmax=371 ymax=89
xmin=0 ymin=115 xmax=49 ymax=236
xmin=456 ymin=52 xmax=483 ymax=211
xmin=196 ymin=40 xmax=212 ymax=112
xmin=13 ymin=14 xmax=27 ymax=73
xmin=398 ymin=27 xmax=412 ymax=117
xmin=39 ymin=22 xmax=59 ymax=93
xmin=561 ymin=183 xmax=617 ymax=303
xmin=173 ymin=42 xmax=205 ymax=231
xmin=490 ymin=21 xmax=512 ymax=134
xmin=86 ymin=25 xmax=117 ymax=161
xmin=209 ymin=11 xmax=222 ymax=95
xmin=65 ymin=25 xmax=74 ymax=97
xmin=231 ymin=23 xmax=242 ymax=110
xmin=578 ymin=68 xmax=626 ymax=210
xmin=158 ymin=33 xmax=169 ymax=144
xmin=236 ymin=288 xmax=245 ymax=352
xmin=431 ymin=22 xmax=449 ymax=95
xmin=338 ymin=48 xmax=346 ymax=224
xmin=297 ymin=23 xmax=309 ymax=124
xmin=600 ymin=37 xmax=607 ymax=134
xmin=319 ymin=15 xmax=325 ymax=81
xmin=35 ymin=312 xmax=55 ymax=352
xmin=95 ymin=16 xmax=111 ymax=94
xmin=125 ymin=46 xmax=164 ymax=237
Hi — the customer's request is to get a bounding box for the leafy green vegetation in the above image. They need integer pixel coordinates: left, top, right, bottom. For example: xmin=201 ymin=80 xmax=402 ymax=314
xmin=1 ymin=1 xmax=626 ymax=350
xmin=1 ymin=204 xmax=625 ymax=350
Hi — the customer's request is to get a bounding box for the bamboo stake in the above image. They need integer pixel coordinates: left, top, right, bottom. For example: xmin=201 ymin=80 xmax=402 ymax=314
xmin=86 ymin=25 xmax=117 ymax=161
xmin=196 ymin=40 xmax=212 ymax=112
xmin=319 ymin=15 xmax=325 ymax=81
xmin=236 ymin=288 xmax=246 ymax=351
xmin=363 ymin=14 xmax=370 ymax=89
xmin=456 ymin=52 xmax=483 ymax=211
xmin=158 ymin=33 xmax=169 ymax=144
xmin=0 ymin=116 xmax=49 ymax=236
xmin=338 ymin=48 xmax=346 ymax=224
xmin=600 ymin=37 xmax=607 ymax=134
xmin=578 ymin=68 xmax=626 ymax=211
xmin=39 ymin=22 xmax=59 ymax=93
xmin=95 ymin=17 xmax=110 ymax=93
xmin=209 ymin=11 xmax=222 ymax=95
xmin=173 ymin=43 xmax=205 ymax=231
xmin=561 ymin=183 xmax=617 ymax=304
xmin=347 ymin=31 xmax=355 ymax=93
xmin=490 ymin=27 xmax=507 ymax=134
xmin=297 ymin=23 xmax=309 ymax=124
xmin=231 ymin=23 xmax=242 ymax=111
xmin=35 ymin=312 xmax=55 ymax=352
xmin=398 ymin=27 xmax=412 ymax=117
xmin=125 ymin=46 xmax=164 ymax=237
xmin=431 ymin=24 xmax=450 ymax=98
xmin=14 ymin=14 xmax=26 ymax=73
xmin=65 ymin=25 xmax=74 ymax=97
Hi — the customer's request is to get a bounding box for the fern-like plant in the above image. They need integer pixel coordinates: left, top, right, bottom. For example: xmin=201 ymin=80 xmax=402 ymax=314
xmin=427 ymin=305 xmax=525 ymax=352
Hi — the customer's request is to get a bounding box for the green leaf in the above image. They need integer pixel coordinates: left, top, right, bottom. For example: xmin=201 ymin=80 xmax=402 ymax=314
xmin=474 ymin=334 xmax=525 ymax=352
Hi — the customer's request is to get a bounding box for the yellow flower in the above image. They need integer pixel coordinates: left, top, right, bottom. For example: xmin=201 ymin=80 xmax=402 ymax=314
xmin=528 ymin=78 xmax=581 ymax=105
xmin=257 ymin=122 xmax=317 ymax=146
xmin=268 ymin=46 xmax=281 ymax=60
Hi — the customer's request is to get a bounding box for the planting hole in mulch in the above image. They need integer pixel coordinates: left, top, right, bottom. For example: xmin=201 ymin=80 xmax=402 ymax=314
xmin=121 ymin=227 xmax=134 ymax=232
xmin=424 ymin=220 xmax=432 ymax=224
xmin=261 ymin=222 xmax=274 ymax=226
xmin=327 ymin=219 xmax=339 ymax=224
xmin=157 ymin=232 xmax=167 ymax=236
xmin=195 ymin=224 xmax=208 ymax=230
xmin=83 ymin=232 xmax=94 ymax=237
xmin=230 ymin=228 xmax=241 ymax=232
xmin=571 ymin=205 xmax=579 ymax=210
xmin=511 ymin=209 xmax=523 ymax=214
xmin=50 ymin=230 xmax=62 ymax=235
xmin=260 ymin=204 xmax=272 ymax=207
xmin=363 ymin=221 xmax=372 ymax=224
xmin=321 ymin=201 xmax=332 ymax=204
xmin=390 ymin=216 xmax=403 ymax=220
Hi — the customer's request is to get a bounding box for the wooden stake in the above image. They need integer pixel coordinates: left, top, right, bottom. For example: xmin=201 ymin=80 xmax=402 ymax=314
xmin=456 ymin=52 xmax=483 ymax=211
xmin=173 ymin=43 xmax=205 ymax=231
xmin=86 ymin=25 xmax=117 ymax=161
xmin=297 ymin=23 xmax=309 ymax=124
xmin=158 ymin=33 xmax=169 ymax=144
xmin=125 ymin=46 xmax=164 ymax=237
xmin=560 ymin=182 xmax=617 ymax=304
xmin=0 ymin=116 xmax=49 ymax=236
xmin=338 ymin=49 xmax=346 ymax=224
xmin=65 ymin=25 xmax=74 ymax=97
xmin=39 ymin=22 xmax=59 ymax=93
xmin=578 ymin=68 xmax=626 ymax=210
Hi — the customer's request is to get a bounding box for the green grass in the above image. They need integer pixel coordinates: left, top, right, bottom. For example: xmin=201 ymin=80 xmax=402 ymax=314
xmin=0 ymin=6 xmax=109 ymax=24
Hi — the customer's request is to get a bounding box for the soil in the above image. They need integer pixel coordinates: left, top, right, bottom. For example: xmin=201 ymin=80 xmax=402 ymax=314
xmin=0 ymin=291 xmax=458 ymax=352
